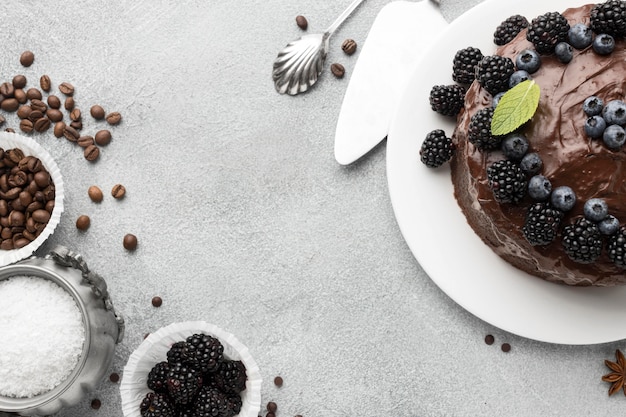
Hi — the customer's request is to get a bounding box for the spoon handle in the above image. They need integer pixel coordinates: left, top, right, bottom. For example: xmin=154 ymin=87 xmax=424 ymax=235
xmin=326 ymin=0 xmax=366 ymax=36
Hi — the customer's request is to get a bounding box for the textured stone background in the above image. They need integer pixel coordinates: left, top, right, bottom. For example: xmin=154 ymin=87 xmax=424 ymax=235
xmin=1 ymin=0 xmax=624 ymax=416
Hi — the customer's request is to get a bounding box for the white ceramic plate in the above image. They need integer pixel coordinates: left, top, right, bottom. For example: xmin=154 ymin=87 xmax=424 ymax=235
xmin=386 ymin=0 xmax=626 ymax=345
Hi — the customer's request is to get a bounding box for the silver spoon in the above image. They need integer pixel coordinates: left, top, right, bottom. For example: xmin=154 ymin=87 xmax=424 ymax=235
xmin=272 ymin=0 xmax=366 ymax=95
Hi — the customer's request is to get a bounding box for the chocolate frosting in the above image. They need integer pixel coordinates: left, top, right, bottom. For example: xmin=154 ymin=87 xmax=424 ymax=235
xmin=451 ymin=4 xmax=626 ymax=286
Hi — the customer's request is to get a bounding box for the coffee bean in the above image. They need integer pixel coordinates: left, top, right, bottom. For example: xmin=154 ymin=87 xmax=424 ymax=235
xmin=330 ymin=63 xmax=345 ymax=78
xmin=34 ymin=117 xmax=51 ymax=133
xmin=40 ymin=75 xmax=51 ymax=92
xmin=484 ymin=334 xmax=495 ymax=345
xmin=88 ymin=185 xmax=103 ymax=202
xmin=30 ymin=99 xmax=47 ymax=113
xmin=83 ymin=144 xmax=100 ymax=161
xmin=19 ymin=51 xmax=34 ymax=67
xmin=14 ymin=89 xmax=26 ymax=104
xmin=111 ymin=184 xmax=126 ymax=199
xmin=105 ymin=111 xmax=122 ymax=125
xmin=26 ymin=88 xmax=42 ymax=101
xmin=28 ymin=110 xmax=44 ymax=121
xmin=90 ymin=399 xmax=101 ymax=410
xmin=501 ymin=343 xmax=511 ymax=353
xmin=12 ymin=75 xmax=27 ymax=89
xmin=9 ymin=211 xmax=25 ymax=227
xmin=70 ymin=120 xmax=83 ymax=130
xmin=295 ymin=15 xmax=308 ymax=30
xmin=53 ymin=121 xmax=65 ymax=138
xmin=109 ymin=373 xmax=120 ymax=383
xmin=58 ymin=82 xmax=74 ymax=96
xmin=76 ymin=215 xmax=90 ymax=230
xmin=46 ymin=109 xmax=63 ymax=122
xmin=341 ymin=38 xmax=357 ymax=55
xmin=151 ymin=296 xmax=162 ymax=307
xmin=70 ymin=108 xmax=81 ymax=121
xmin=90 ymin=105 xmax=105 ymax=119
xmin=19 ymin=119 xmax=33 ymax=133
xmin=94 ymin=129 xmax=112 ymax=146
xmin=26 ymin=157 xmax=42 ymax=173
xmin=63 ymin=125 xmax=79 ymax=142
xmin=274 ymin=376 xmax=283 ymax=387
xmin=0 ymin=82 xmax=15 ymax=97
xmin=17 ymin=105 xmax=32 ymax=120
xmin=123 ymin=233 xmax=138 ymax=251
xmin=1 ymin=98 xmax=19 ymax=112
xmin=34 ymin=171 xmax=50 ymax=188
xmin=77 ymin=135 xmax=94 ymax=148
xmin=267 ymin=402 xmax=277 ymax=412
xmin=64 ymin=96 xmax=75 ymax=110
xmin=32 ymin=209 xmax=50 ymax=223
xmin=266 ymin=413 xmax=275 ymax=417
xmin=47 ymin=95 xmax=61 ymax=109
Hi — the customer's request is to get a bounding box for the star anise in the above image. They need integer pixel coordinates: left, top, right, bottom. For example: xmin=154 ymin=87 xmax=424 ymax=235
xmin=602 ymin=349 xmax=626 ymax=396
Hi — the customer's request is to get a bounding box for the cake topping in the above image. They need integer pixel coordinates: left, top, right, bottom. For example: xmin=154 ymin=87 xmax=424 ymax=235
xmin=476 ymin=55 xmax=515 ymax=95
xmin=452 ymin=47 xmax=483 ymax=85
xmin=608 ymin=227 xmax=626 ymax=267
xmin=554 ymin=41 xmax=574 ymax=63
xmin=526 ymin=11 xmax=570 ymax=54
xmin=550 ymin=186 xmax=577 ymax=212
xmin=515 ymin=49 xmax=541 ymax=73
xmin=522 ymin=202 xmax=564 ymax=246
xmin=493 ymin=14 xmax=529 ymax=46
xmin=527 ymin=175 xmax=552 ymax=201
xmin=486 ymin=159 xmax=527 ymax=203
xmin=568 ymin=23 xmax=594 ymax=49
xmin=501 ymin=133 xmax=529 ymax=161
xmin=428 ymin=84 xmax=465 ymax=117
xmin=592 ymin=33 xmax=616 ymax=54
xmin=583 ymin=198 xmax=609 ymax=222
xmin=590 ymin=0 xmax=626 ymax=38
xmin=468 ymin=108 xmax=500 ymax=150
xmin=491 ymin=79 xmax=540 ymax=136
xmin=561 ymin=217 xmax=603 ymax=264
xmin=599 ymin=214 xmax=620 ymax=235
xmin=419 ymin=129 xmax=455 ymax=168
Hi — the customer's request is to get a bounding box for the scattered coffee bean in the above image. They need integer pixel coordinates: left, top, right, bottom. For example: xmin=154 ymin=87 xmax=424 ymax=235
xmin=47 ymin=95 xmax=61 ymax=109
xmin=274 ymin=376 xmax=283 ymax=387
xmin=70 ymin=108 xmax=81 ymax=121
xmin=17 ymin=105 xmax=32 ymax=119
xmin=105 ymin=111 xmax=122 ymax=125
xmin=267 ymin=402 xmax=277 ymax=412
xmin=88 ymin=185 xmax=103 ymax=203
xmin=30 ymin=99 xmax=47 ymax=113
xmin=111 ymin=183 xmax=126 ymax=199
xmin=83 ymin=144 xmax=100 ymax=161
xmin=19 ymin=119 xmax=34 ymax=133
xmin=501 ymin=343 xmax=511 ymax=353
xmin=77 ymin=135 xmax=94 ymax=148
xmin=46 ymin=108 xmax=63 ymax=122
xmin=40 ymin=75 xmax=51 ymax=92
xmin=151 ymin=296 xmax=163 ymax=307
xmin=63 ymin=125 xmax=79 ymax=142
xmin=14 ymin=89 xmax=26 ymax=104
xmin=0 ymin=82 xmax=15 ymax=97
xmin=94 ymin=129 xmax=112 ymax=146
xmin=53 ymin=121 xmax=65 ymax=138
xmin=484 ymin=334 xmax=495 ymax=345
xmin=64 ymin=96 xmax=75 ymax=110
xmin=19 ymin=51 xmax=34 ymax=67
xmin=123 ymin=233 xmax=138 ymax=251
xmin=109 ymin=373 xmax=120 ymax=383
xmin=1 ymin=98 xmax=19 ymax=112
xmin=12 ymin=75 xmax=27 ymax=89
xmin=295 ymin=15 xmax=308 ymax=30
xmin=70 ymin=120 xmax=83 ymax=131
xmin=33 ymin=117 xmax=51 ymax=133
xmin=90 ymin=398 xmax=101 ymax=410
xmin=26 ymin=88 xmax=42 ymax=101
xmin=58 ymin=82 xmax=74 ymax=96
xmin=341 ymin=38 xmax=357 ymax=55
xmin=76 ymin=215 xmax=90 ymax=230
xmin=330 ymin=63 xmax=345 ymax=78
xmin=90 ymin=105 xmax=105 ymax=120
xmin=267 ymin=413 xmax=275 ymax=417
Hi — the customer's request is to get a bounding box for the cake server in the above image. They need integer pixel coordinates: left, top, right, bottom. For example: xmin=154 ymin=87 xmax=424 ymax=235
xmin=334 ymin=0 xmax=447 ymax=165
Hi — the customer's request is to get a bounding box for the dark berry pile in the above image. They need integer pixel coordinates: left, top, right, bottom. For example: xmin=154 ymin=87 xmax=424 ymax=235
xmin=590 ymin=0 xmax=626 ymax=38
xmin=494 ymin=14 xmax=529 ymax=45
xmin=526 ymin=11 xmax=570 ymax=54
xmin=141 ymin=333 xmax=246 ymax=417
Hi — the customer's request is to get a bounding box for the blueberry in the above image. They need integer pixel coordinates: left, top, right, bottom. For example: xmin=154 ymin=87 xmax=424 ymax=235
xmin=551 ymin=186 xmax=576 ymax=211
xmin=584 ymin=115 xmax=607 ymax=138
xmin=509 ymin=70 xmax=531 ymax=88
xmin=603 ymin=124 xmax=626 ymax=149
xmin=568 ymin=23 xmax=593 ymax=49
xmin=555 ymin=42 xmax=574 ymax=63
xmin=501 ymin=133 xmax=529 ymax=160
xmin=515 ymin=49 xmax=541 ymax=74
xmin=583 ymin=198 xmax=608 ymax=222
xmin=520 ymin=152 xmax=543 ymax=175
xmin=599 ymin=215 xmax=620 ymax=235
xmin=593 ymin=33 xmax=615 ymax=55
xmin=528 ymin=175 xmax=552 ymax=201
xmin=492 ymin=92 xmax=505 ymax=108
xmin=602 ymin=100 xmax=626 ymax=125
xmin=582 ymin=96 xmax=603 ymax=116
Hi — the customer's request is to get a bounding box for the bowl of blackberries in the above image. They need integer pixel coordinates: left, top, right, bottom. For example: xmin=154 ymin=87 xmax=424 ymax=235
xmin=120 ymin=321 xmax=262 ymax=417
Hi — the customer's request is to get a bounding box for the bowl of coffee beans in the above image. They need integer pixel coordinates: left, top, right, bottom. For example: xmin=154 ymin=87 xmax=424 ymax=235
xmin=120 ymin=321 xmax=262 ymax=417
xmin=0 ymin=131 xmax=64 ymax=265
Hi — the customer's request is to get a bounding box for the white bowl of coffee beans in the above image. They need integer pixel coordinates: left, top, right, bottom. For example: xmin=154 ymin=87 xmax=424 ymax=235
xmin=120 ymin=321 xmax=262 ymax=417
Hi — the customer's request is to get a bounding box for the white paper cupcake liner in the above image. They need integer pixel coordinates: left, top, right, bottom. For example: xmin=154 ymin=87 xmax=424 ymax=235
xmin=120 ymin=321 xmax=262 ymax=417
xmin=0 ymin=132 xmax=64 ymax=267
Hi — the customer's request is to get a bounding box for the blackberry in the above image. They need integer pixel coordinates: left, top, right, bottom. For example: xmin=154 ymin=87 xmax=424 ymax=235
xmin=475 ymin=55 xmax=515 ymax=95
xmin=522 ymin=202 xmax=564 ymax=246
xmin=212 ymin=360 xmax=247 ymax=394
xmin=140 ymin=392 xmax=176 ymax=417
xmin=486 ymin=159 xmax=527 ymax=203
xmin=608 ymin=227 xmax=626 ymax=267
xmin=494 ymin=14 xmax=530 ymax=45
xmin=192 ymin=386 xmax=229 ymax=417
xmin=147 ymin=361 xmax=170 ymax=393
xmin=167 ymin=341 xmax=197 ymax=368
xmin=468 ymin=108 xmax=501 ymax=151
xmin=185 ymin=333 xmax=224 ymax=374
xmin=452 ymin=46 xmax=483 ymax=84
xmin=419 ymin=129 xmax=455 ymax=168
xmin=429 ymin=84 xmax=465 ymax=117
xmin=167 ymin=362 xmax=203 ymax=405
xmin=526 ymin=12 xmax=570 ymax=54
xmin=226 ymin=393 xmax=242 ymax=416
xmin=590 ymin=0 xmax=626 ymax=38
xmin=561 ymin=217 xmax=603 ymax=264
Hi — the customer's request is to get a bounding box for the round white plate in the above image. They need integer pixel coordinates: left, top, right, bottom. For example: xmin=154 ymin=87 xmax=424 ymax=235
xmin=386 ymin=0 xmax=626 ymax=345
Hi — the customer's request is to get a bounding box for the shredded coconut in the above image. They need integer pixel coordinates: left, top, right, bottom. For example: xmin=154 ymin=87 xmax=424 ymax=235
xmin=0 ymin=275 xmax=85 ymax=398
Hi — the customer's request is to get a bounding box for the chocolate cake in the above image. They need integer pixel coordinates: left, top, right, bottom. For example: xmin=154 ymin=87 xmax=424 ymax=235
xmin=449 ymin=3 xmax=626 ymax=286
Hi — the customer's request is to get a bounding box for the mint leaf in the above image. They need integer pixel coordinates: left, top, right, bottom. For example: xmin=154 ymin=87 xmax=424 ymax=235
xmin=491 ymin=80 xmax=540 ymax=136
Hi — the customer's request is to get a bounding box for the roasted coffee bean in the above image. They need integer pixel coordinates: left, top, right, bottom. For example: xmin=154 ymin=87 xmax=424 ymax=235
xmin=47 ymin=95 xmax=61 ymax=109
xmin=9 ymin=210 xmax=25 ymax=227
xmin=0 ymin=201 xmax=8 ymax=217
xmin=19 ymin=119 xmax=34 ymax=133
xmin=30 ymin=99 xmax=47 ymax=113
xmin=123 ymin=233 xmax=138 ymax=250
xmin=1 ymin=98 xmax=19 ymax=112
xmin=0 ymin=82 xmax=15 ymax=97
xmin=151 ymin=296 xmax=162 ymax=307
xmin=1 ymin=227 xmax=10 ymax=239
xmin=19 ymin=51 xmax=34 ymax=67
xmin=330 ymin=63 xmax=345 ymax=78
xmin=3 ymin=188 xmax=20 ymax=200
xmin=90 ymin=105 xmax=105 ymax=119
xmin=64 ymin=96 xmax=75 ymax=110
xmin=94 ymin=129 xmax=112 ymax=146
xmin=274 ymin=376 xmax=283 ymax=387
xmin=295 ymin=15 xmax=308 ymax=30
xmin=53 ymin=121 xmax=66 ymax=138
xmin=105 ymin=111 xmax=122 ymax=125
xmin=341 ymin=38 xmax=357 ymax=55
xmin=12 ymin=75 xmax=27 ymax=89
xmin=88 ymin=185 xmax=103 ymax=202
xmin=70 ymin=120 xmax=82 ymax=130
xmin=6 ymin=149 xmax=24 ymax=165
xmin=18 ymin=191 xmax=32 ymax=207
xmin=26 ymin=157 xmax=42 ymax=173
xmin=84 ymin=144 xmax=99 ymax=161
xmin=26 ymin=201 xmax=43 ymax=213
xmin=34 ymin=171 xmax=50 ymax=188
xmin=1 ymin=239 xmax=13 ymax=250
xmin=46 ymin=109 xmax=63 ymax=122
xmin=59 ymin=82 xmax=74 ymax=96
xmin=10 ymin=171 xmax=27 ymax=187
xmin=14 ymin=89 xmax=26 ymax=104
xmin=14 ymin=237 xmax=29 ymax=248
xmin=266 ymin=413 xmax=275 ymax=417
xmin=32 ymin=209 xmax=50 ymax=223
xmin=77 ymin=136 xmax=94 ymax=148
xmin=26 ymin=88 xmax=42 ymax=101
xmin=28 ymin=110 xmax=44 ymax=121
xmin=17 ymin=105 xmax=32 ymax=119
xmin=76 ymin=214 xmax=90 ymax=230
xmin=45 ymin=199 xmax=54 ymax=213
xmin=22 ymin=230 xmax=35 ymax=241
xmin=63 ymin=125 xmax=79 ymax=142
xmin=33 ymin=117 xmax=51 ymax=132
xmin=111 ymin=184 xmax=126 ymax=199
xmin=70 ymin=108 xmax=81 ymax=121
xmin=39 ymin=75 xmax=51 ymax=92
xmin=0 ymin=217 xmax=8 ymax=228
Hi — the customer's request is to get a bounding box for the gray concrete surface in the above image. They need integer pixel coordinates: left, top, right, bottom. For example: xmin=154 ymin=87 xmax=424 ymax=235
xmin=0 ymin=0 xmax=624 ymax=416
